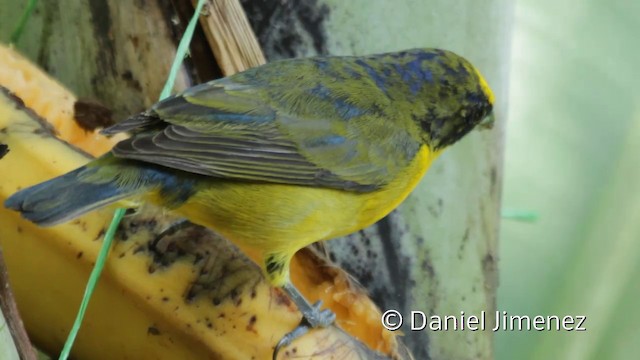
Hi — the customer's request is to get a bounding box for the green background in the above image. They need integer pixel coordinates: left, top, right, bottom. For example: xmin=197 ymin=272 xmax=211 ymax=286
xmin=498 ymin=0 xmax=640 ymax=359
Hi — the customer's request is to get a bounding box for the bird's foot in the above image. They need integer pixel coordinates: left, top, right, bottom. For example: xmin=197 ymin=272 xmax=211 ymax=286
xmin=304 ymin=300 xmax=337 ymax=328
xmin=272 ymin=298 xmax=336 ymax=359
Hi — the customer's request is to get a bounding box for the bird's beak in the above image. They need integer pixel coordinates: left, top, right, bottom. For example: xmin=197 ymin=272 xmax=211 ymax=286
xmin=478 ymin=111 xmax=495 ymax=130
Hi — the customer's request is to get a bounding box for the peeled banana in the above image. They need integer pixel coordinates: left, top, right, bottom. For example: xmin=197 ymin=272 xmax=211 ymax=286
xmin=0 ymin=44 xmax=410 ymax=359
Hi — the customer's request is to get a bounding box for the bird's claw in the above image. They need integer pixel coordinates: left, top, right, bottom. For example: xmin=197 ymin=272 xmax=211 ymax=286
xmin=272 ymin=301 xmax=336 ymax=360
xmin=273 ymin=325 xmax=309 ymax=360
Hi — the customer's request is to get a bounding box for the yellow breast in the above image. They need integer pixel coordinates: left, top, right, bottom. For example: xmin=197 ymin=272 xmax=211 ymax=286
xmin=165 ymin=145 xmax=439 ymax=263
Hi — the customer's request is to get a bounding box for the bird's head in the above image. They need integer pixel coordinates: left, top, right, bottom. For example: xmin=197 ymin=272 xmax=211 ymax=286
xmin=405 ymin=49 xmax=495 ymax=150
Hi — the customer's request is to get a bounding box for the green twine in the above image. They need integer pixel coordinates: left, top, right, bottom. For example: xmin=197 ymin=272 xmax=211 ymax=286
xmin=501 ymin=209 xmax=540 ymax=223
xmin=10 ymin=0 xmax=38 ymax=44
xmin=58 ymin=1 xmax=207 ymax=358
xmin=57 ymin=208 xmax=125 ymax=359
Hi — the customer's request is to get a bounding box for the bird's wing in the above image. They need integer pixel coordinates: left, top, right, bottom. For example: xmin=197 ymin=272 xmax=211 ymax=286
xmin=104 ymin=71 xmax=420 ymax=192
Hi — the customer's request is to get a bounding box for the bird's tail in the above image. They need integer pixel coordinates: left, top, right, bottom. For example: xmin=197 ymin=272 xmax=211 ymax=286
xmin=4 ymin=156 xmax=147 ymax=226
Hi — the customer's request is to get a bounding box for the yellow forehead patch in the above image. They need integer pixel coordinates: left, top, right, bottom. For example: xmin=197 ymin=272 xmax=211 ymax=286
xmin=472 ymin=66 xmax=495 ymax=105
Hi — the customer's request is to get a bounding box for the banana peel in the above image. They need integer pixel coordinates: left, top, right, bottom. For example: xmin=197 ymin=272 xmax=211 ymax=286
xmin=0 ymin=44 xmax=411 ymax=359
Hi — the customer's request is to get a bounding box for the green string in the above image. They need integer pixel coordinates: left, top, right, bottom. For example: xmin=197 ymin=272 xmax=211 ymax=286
xmin=501 ymin=209 xmax=540 ymax=223
xmin=58 ymin=1 xmax=207 ymax=358
xmin=58 ymin=208 xmax=125 ymax=359
xmin=10 ymin=0 xmax=38 ymax=44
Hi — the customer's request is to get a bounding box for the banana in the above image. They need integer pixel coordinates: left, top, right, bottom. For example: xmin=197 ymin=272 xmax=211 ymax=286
xmin=0 ymin=44 xmax=410 ymax=359
xmin=0 ymin=45 xmax=125 ymax=156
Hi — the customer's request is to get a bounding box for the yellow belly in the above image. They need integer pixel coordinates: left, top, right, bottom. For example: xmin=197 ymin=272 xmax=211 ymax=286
xmin=163 ymin=145 xmax=439 ymax=284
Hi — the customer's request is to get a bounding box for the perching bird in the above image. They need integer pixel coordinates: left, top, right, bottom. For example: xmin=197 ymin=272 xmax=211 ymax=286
xmin=5 ymin=48 xmax=494 ymax=350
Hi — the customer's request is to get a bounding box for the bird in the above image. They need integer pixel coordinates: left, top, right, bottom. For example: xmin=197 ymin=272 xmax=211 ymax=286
xmin=5 ymin=48 xmax=494 ymax=353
